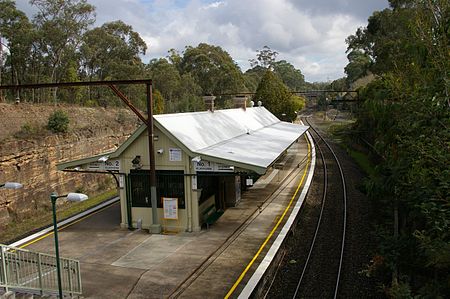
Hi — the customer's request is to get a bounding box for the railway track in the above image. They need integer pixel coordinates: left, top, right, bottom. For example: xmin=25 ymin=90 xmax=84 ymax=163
xmin=264 ymin=117 xmax=348 ymax=298
xmin=168 ymin=142 xmax=310 ymax=298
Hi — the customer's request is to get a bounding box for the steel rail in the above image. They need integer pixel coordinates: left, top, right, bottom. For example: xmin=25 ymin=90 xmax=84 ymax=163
xmin=292 ymin=117 xmax=347 ymax=299
xmin=292 ymin=123 xmax=328 ymax=298
xmin=168 ymin=150 xmax=309 ymax=298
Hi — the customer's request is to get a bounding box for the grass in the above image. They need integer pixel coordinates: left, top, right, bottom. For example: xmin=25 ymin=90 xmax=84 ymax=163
xmin=1 ymin=189 xmax=118 ymax=244
xmin=325 ymin=115 xmax=377 ymax=177
xmin=346 ymin=147 xmax=377 ymax=177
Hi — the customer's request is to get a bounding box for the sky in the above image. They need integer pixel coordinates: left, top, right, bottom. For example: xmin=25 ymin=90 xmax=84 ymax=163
xmin=15 ymin=0 xmax=389 ymax=82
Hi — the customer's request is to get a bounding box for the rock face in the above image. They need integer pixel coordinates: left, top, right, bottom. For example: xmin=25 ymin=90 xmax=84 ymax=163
xmin=0 ymin=103 xmax=140 ymax=228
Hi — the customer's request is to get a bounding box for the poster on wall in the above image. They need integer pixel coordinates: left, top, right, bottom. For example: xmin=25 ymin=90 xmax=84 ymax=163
xmin=163 ymin=197 xmax=178 ymax=220
xmin=169 ymin=148 xmax=182 ymax=161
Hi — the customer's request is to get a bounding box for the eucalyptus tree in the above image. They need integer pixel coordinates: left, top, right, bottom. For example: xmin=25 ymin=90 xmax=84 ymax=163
xmin=147 ymin=58 xmax=181 ymax=111
xmin=344 ymin=50 xmax=371 ymax=85
xmin=249 ymin=45 xmax=278 ymax=69
xmin=80 ymin=20 xmax=147 ymax=106
xmin=246 ymin=50 xmax=306 ymax=92
xmin=272 ymin=60 xmax=306 ymax=91
xmin=30 ymin=0 xmax=95 ymax=103
xmin=180 ymin=43 xmax=246 ymax=97
xmin=346 ymin=0 xmax=450 ymax=296
xmin=0 ymin=0 xmax=33 ymax=101
xmin=147 ymin=57 xmax=203 ymax=113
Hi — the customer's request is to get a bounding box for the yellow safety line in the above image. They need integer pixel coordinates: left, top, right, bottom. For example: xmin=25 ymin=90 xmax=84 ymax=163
xmin=19 ymin=201 xmax=119 ymax=249
xmin=225 ymin=135 xmax=311 ymax=298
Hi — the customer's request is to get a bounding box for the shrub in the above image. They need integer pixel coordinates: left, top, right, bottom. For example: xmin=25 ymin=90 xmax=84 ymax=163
xmin=47 ymin=110 xmax=70 ymax=133
xmin=14 ymin=122 xmax=45 ymax=139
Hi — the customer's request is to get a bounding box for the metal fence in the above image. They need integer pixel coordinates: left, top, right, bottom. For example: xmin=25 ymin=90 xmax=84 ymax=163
xmin=0 ymin=244 xmax=82 ymax=296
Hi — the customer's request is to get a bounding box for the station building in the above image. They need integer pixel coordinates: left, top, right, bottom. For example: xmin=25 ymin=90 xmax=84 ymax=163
xmin=57 ymin=100 xmax=309 ymax=232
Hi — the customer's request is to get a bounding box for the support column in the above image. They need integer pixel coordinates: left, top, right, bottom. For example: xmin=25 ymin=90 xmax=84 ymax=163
xmin=147 ymin=82 xmax=161 ymax=234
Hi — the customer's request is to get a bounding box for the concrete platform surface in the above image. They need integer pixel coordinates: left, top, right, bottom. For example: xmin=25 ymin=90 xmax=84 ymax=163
xmin=23 ymin=138 xmax=310 ymax=299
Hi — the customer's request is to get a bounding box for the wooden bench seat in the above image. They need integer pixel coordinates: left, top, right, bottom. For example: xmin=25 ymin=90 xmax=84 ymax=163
xmin=202 ymin=204 xmax=224 ymax=229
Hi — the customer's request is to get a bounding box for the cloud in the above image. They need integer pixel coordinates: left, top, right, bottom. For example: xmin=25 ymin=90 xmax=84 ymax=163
xmin=287 ymin=0 xmax=389 ymax=20
xmin=13 ymin=0 xmax=389 ymax=82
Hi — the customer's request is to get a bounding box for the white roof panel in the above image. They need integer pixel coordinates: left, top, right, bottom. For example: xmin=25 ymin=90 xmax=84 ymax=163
xmin=197 ymin=122 xmax=308 ymax=171
xmin=155 ymin=107 xmax=309 ymax=173
xmin=154 ymin=107 xmax=280 ymax=152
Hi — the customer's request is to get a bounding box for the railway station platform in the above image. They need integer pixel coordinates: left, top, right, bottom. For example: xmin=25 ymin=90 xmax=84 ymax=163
xmin=21 ymin=134 xmax=313 ymax=299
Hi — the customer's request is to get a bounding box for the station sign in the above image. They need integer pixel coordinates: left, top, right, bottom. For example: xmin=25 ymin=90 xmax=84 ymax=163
xmin=86 ymin=159 xmax=121 ymax=171
xmin=194 ymin=160 xmax=234 ymax=172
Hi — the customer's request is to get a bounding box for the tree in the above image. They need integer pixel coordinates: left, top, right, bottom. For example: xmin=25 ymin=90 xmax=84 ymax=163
xmin=346 ymin=0 xmax=450 ymax=296
xmin=253 ymin=70 xmax=296 ymax=121
xmin=344 ymin=50 xmax=371 ymax=85
xmin=249 ymin=45 xmax=278 ymax=69
xmin=80 ymin=20 xmax=146 ymax=81
xmin=79 ymin=20 xmax=147 ymax=106
xmin=243 ymin=65 xmax=266 ymax=92
xmin=247 ymin=50 xmax=306 ymax=92
xmin=30 ymin=0 xmax=95 ymax=103
xmin=0 ymin=0 xmax=34 ymax=101
xmin=153 ymin=89 xmax=164 ymax=114
xmin=147 ymin=57 xmax=203 ymax=113
xmin=167 ymin=48 xmax=182 ymax=71
xmin=47 ymin=109 xmax=69 ymax=133
xmin=273 ymin=60 xmax=306 ymax=91
xmin=180 ymin=43 xmax=246 ymax=96
xmin=147 ymin=58 xmax=180 ymax=110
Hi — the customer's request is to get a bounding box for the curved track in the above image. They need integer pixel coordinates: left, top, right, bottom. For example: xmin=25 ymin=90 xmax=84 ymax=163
xmin=264 ymin=117 xmax=348 ymax=298
xmin=296 ymin=117 xmax=347 ymax=298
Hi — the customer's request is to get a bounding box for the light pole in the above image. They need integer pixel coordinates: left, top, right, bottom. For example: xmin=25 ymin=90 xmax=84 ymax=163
xmin=0 ymin=182 xmax=23 ymax=189
xmin=50 ymin=192 xmax=88 ymax=298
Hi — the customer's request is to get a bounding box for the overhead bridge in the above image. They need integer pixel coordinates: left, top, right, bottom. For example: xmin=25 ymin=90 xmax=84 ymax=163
xmin=0 ymin=244 xmax=81 ymax=297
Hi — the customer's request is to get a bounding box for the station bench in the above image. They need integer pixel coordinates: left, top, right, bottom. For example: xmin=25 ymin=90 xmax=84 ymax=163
xmin=202 ymin=204 xmax=224 ymax=229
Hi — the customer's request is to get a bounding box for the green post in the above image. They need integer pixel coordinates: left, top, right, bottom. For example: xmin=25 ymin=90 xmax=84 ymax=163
xmin=51 ymin=192 xmax=64 ymax=299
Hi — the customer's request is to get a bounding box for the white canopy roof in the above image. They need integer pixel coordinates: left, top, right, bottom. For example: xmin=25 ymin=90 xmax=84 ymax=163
xmin=155 ymin=107 xmax=308 ymax=174
xmin=58 ymin=107 xmax=309 ymax=175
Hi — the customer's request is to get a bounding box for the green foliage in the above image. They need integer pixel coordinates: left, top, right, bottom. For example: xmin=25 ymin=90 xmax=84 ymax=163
xmin=14 ymin=122 xmax=46 ymax=139
xmin=347 ymin=0 xmax=450 ymax=296
xmin=386 ymin=281 xmax=413 ymax=299
xmin=0 ymin=2 xmax=314 ymax=114
xmin=147 ymin=57 xmax=203 ymax=113
xmin=249 ymin=45 xmax=278 ymax=69
xmin=31 ymin=0 xmax=95 ymax=86
xmin=243 ymin=66 xmax=266 ymax=92
xmin=47 ymin=110 xmax=70 ymax=133
xmin=291 ymin=95 xmax=306 ymax=113
xmin=244 ymin=59 xmax=306 ymax=92
xmin=153 ymin=89 xmax=165 ymax=114
xmin=273 ymin=60 xmax=306 ymax=91
xmin=180 ymin=43 xmax=246 ymax=95
xmin=344 ymin=50 xmax=371 ymax=85
xmin=253 ymin=70 xmax=297 ymax=121
xmin=330 ymin=77 xmax=348 ymax=91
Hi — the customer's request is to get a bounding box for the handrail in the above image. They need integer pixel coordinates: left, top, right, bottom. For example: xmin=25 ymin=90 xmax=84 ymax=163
xmin=0 ymin=244 xmax=82 ymax=296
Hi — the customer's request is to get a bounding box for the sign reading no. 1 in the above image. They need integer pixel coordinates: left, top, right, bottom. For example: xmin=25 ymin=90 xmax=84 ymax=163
xmin=163 ymin=197 xmax=178 ymax=220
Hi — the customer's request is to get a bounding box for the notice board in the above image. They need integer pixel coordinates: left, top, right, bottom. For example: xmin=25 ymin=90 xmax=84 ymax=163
xmin=163 ymin=197 xmax=178 ymax=220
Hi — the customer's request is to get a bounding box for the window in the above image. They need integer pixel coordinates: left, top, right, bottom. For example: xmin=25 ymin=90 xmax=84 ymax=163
xmin=129 ymin=169 xmax=185 ymax=208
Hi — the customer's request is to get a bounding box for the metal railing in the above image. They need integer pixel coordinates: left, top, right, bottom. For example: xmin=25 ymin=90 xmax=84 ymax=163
xmin=0 ymin=244 xmax=82 ymax=296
